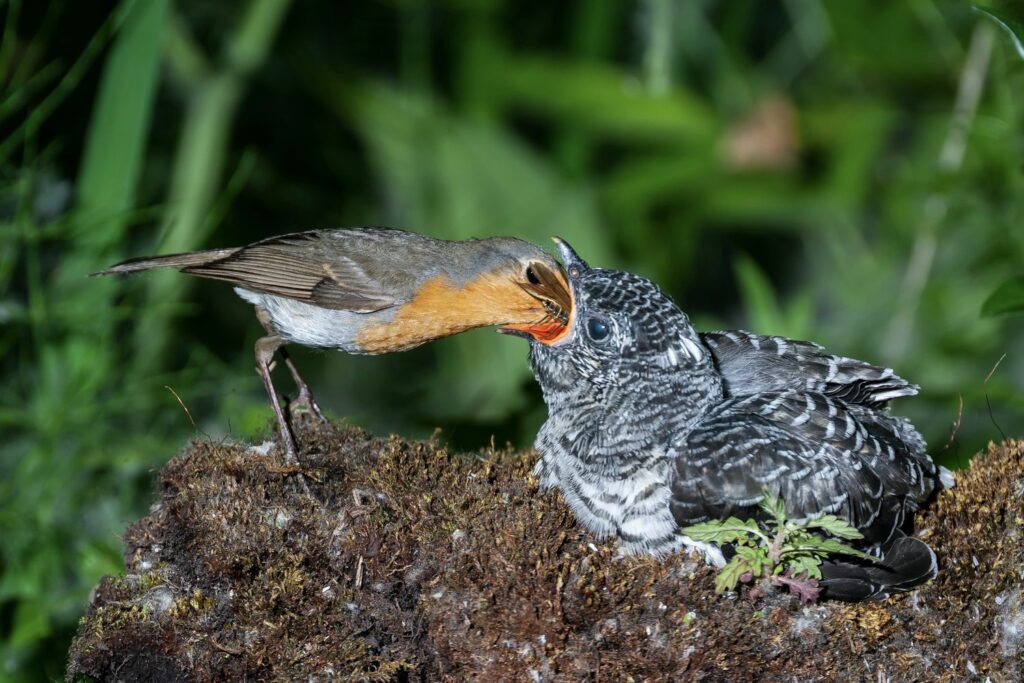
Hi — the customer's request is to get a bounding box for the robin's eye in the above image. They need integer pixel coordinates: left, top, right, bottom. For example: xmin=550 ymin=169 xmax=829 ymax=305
xmin=586 ymin=317 xmax=611 ymax=342
xmin=525 ymin=265 xmax=541 ymax=285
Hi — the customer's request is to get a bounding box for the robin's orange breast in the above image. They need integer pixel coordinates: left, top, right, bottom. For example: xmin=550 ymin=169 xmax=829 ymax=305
xmin=354 ymin=269 xmax=565 ymax=353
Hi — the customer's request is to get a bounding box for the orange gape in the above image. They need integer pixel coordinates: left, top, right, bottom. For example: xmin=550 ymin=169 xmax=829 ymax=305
xmin=522 ymin=320 xmax=568 ymax=343
xmin=500 ymin=277 xmax=573 ymax=344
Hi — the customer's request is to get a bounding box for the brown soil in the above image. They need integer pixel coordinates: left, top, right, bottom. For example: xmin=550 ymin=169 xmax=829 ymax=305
xmin=66 ymin=418 xmax=1024 ymax=682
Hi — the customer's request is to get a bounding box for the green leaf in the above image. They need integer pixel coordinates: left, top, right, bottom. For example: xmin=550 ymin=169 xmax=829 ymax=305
xmin=75 ymin=0 xmax=169 ymax=246
xmin=785 ymin=555 xmax=824 ymax=580
xmin=803 ymin=514 xmax=865 ymax=540
xmin=715 ymin=555 xmax=752 ymax=593
xmin=976 ymin=6 xmax=1024 ymax=61
xmin=735 ymin=254 xmax=786 ymax=336
xmin=10 ymin=598 xmax=51 ymax=646
xmin=783 ymin=538 xmax=879 ymax=563
xmin=785 ymin=528 xmax=812 ymax=545
xmin=757 ymin=491 xmax=787 ymax=524
xmin=493 ymin=55 xmax=718 ymax=144
xmin=735 ymin=544 xmax=767 ymax=578
xmin=981 ymin=276 xmax=1024 ymax=317
xmin=681 ymin=517 xmax=768 ymax=545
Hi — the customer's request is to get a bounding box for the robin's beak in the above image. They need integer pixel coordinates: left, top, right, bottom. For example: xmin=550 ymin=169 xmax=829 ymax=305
xmin=499 ymin=261 xmax=574 ymax=344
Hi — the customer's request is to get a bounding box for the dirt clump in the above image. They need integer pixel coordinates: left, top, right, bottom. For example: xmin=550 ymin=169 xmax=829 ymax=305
xmin=66 ymin=421 xmax=1024 ymax=682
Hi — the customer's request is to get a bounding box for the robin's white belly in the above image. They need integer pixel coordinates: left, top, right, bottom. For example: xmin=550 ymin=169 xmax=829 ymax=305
xmin=235 ymin=288 xmax=394 ymax=353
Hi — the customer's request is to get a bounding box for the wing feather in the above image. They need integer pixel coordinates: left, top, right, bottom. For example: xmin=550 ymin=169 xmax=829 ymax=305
xmin=702 ymin=331 xmax=917 ymax=407
xmin=182 ymin=231 xmax=398 ymax=312
xmin=672 ymin=391 xmax=936 ymax=544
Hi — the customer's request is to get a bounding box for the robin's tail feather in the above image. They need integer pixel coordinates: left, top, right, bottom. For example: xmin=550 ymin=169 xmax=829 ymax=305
xmin=819 ymin=534 xmax=937 ymax=601
xmin=91 ymin=248 xmax=238 ymax=277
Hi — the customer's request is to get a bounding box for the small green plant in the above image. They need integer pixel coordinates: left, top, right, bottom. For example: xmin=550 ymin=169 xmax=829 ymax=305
xmin=681 ymin=492 xmax=878 ymax=603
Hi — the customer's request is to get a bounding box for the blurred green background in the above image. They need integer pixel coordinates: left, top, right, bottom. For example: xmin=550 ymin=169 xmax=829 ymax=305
xmin=2 ymin=0 xmax=1023 ymax=678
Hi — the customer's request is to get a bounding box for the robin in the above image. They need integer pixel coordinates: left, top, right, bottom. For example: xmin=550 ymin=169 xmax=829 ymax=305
xmin=507 ymin=238 xmax=952 ymax=601
xmin=96 ymin=227 xmax=572 ymax=463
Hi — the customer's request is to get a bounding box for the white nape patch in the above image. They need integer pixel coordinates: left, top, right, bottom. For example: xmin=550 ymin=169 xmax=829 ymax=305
xmin=939 ymin=466 xmax=956 ymax=489
xmin=679 ymin=336 xmax=704 ymax=362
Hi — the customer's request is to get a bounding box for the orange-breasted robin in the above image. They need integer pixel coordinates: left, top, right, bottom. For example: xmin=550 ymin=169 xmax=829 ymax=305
xmin=96 ymin=228 xmax=571 ymax=464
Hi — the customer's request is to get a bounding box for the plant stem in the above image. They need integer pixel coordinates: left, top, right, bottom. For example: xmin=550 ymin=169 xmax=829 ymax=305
xmin=643 ymin=0 xmax=673 ymax=95
xmin=768 ymin=524 xmax=786 ymax=565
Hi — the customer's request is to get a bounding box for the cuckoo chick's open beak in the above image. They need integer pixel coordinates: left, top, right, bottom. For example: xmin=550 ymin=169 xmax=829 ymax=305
xmin=499 ymin=261 xmax=574 ymax=344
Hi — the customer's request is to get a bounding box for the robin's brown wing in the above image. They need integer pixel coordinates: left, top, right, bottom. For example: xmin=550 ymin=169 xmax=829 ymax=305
xmin=182 ymin=231 xmax=400 ymax=312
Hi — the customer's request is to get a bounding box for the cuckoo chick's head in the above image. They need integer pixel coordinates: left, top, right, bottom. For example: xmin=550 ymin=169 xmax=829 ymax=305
xmin=520 ymin=238 xmax=710 ymax=392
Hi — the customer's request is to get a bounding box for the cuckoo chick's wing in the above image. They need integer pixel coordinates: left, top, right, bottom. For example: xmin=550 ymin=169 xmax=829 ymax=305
xmin=671 ymin=391 xmax=937 ymax=545
xmin=701 ymin=331 xmax=917 ymax=407
xmin=671 ymin=391 xmax=941 ymax=599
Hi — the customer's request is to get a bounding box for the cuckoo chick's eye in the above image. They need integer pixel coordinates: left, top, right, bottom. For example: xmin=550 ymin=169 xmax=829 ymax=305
xmin=525 ymin=264 xmax=541 ymax=285
xmin=585 ymin=317 xmax=611 ymax=342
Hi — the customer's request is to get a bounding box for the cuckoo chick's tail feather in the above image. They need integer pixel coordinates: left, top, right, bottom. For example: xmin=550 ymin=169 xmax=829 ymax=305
xmin=819 ymin=534 xmax=937 ymax=601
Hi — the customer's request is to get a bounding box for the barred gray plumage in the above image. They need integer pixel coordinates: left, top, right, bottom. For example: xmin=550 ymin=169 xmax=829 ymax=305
xmin=527 ymin=239 xmax=952 ymax=601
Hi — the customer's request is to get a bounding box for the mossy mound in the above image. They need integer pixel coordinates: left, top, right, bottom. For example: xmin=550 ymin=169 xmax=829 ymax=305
xmin=66 ymin=421 xmax=1024 ymax=682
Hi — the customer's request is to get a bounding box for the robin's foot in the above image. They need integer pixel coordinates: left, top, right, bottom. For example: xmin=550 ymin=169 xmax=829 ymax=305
xmin=290 ymin=468 xmax=314 ymax=499
xmin=264 ymin=452 xmax=315 ymax=498
xmin=256 ymin=307 xmax=327 ymax=424
xmin=291 ymin=381 xmax=327 ymax=423
xmin=255 ymin=334 xmax=315 ymax=499
xmin=256 ymin=335 xmax=298 ymax=456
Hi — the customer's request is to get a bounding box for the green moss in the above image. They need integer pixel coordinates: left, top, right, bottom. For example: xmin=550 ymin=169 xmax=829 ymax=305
xmin=167 ymin=590 xmax=214 ymax=620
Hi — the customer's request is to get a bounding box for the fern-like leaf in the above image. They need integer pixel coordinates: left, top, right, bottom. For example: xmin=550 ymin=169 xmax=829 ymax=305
xmin=757 ymin=491 xmax=787 ymax=524
xmin=715 ymin=555 xmax=753 ymax=593
xmin=803 ymin=514 xmax=865 ymax=540
xmin=681 ymin=517 xmax=768 ymax=545
xmin=781 ymin=538 xmax=879 ymax=563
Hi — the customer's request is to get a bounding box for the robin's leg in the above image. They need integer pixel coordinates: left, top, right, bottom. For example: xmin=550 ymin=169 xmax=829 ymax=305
xmin=255 ymin=334 xmax=313 ymax=497
xmin=255 ymin=308 xmax=326 ymax=422
xmin=254 ymin=334 xmax=300 ymax=464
